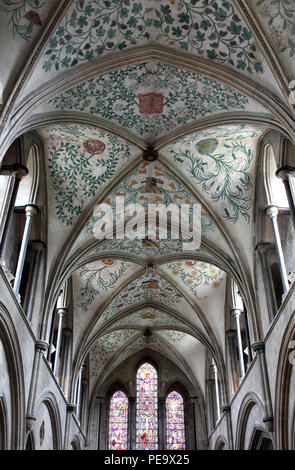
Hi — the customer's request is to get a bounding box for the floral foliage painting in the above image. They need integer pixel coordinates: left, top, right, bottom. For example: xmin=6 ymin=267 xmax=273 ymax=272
xmin=50 ymin=62 xmax=249 ymax=139
xmin=43 ymin=0 xmax=263 ymax=74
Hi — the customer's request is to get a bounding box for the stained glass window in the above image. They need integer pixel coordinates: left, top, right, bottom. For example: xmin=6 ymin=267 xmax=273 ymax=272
xmin=108 ymin=391 xmax=128 ymax=450
xmin=136 ymin=363 xmax=158 ymax=450
xmin=166 ymin=391 xmax=185 ymax=450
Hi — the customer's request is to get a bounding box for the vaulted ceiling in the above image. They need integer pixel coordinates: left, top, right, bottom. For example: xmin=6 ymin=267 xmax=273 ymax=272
xmin=0 ymin=0 xmax=294 ymax=402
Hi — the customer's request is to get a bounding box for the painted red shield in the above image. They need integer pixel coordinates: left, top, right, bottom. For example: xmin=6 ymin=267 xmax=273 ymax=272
xmin=83 ymin=139 xmax=106 ymax=154
xmin=138 ymin=93 xmax=164 ymax=114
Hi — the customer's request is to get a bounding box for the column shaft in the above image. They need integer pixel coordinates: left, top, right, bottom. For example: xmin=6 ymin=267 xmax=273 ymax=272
xmin=53 ymin=308 xmax=67 ymax=377
xmin=266 ymin=206 xmax=289 ymax=293
xmin=212 ymin=362 xmax=221 ymax=422
xmin=232 ymin=309 xmax=245 ymax=378
xmin=14 ymin=204 xmax=37 ymax=294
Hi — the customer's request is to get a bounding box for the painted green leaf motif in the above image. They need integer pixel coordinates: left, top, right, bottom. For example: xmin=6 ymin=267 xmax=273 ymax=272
xmin=1 ymin=0 xmax=44 ymax=40
xmin=167 ymin=125 xmax=261 ymax=224
xmin=42 ymin=0 xmax=263 ymax=73
xmin=255 ymin=0 xmax=295 ymax=58
xmin=78 ymin=261 xmax=130 ymax=311
xmin=47 ymin=124 xmax=132 ymax=225
xmin=166 ymin=261 xmax=223 ymax=299
xmin=50 ymin=62 xmax=249 ymax=139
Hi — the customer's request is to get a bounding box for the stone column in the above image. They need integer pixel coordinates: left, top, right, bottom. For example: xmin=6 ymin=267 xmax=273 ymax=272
xmin=76 ymin=364 xmax=85 ymax=421
xmin=64 ymin=403 xmax=77 ymax=449
xmin=242 ymin=302 xmax=253 ymax=364
xmin=0 ymin=165 xmax=28 ymax=262
xmin=232 ymin=309 xmax=245 ymax=379
xmin=227 ymin=330 xmax=238 ymax=393
xmin=14 ymin=204 xmax=38 ymax=294
xmin=97 ymin=397 xmax=104 ymax=450
xmin=158 ymin=397 xmax=166 ymax=450
xmin=221 ymin=405 xmax=233 ymax=449
xmin=276 ymin=166 xmax=295 ymax=230
xmin=26 ymin=341 xmax=49 ymax=434
xmin=265 ymin=205 xmax=289 ymax=293
xmin=252 ymin=341 xmax=273 ymax=432
xmin=25 ymin=241 xmax=45 ymax=321
xmin=60 ymin=328 xmax=72 ymax=396
xmin=191 ymin=397 xmax=198 ymax=450
xmin=53 ymin=307 xmax=67 ymax=378
xmin=128 ymin=396 xmax=136 ymax=450
xmin=206 ymin=379 xmax=215 ymax=431
xmin=211 ymin=361 xmax=221 ymax=422
xmin=256 ymin=243 xmax=277 ymax=320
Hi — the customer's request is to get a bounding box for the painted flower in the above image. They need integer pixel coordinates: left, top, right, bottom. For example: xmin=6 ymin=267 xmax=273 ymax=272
xmin=172 ymin=270 xmax=180 ymax=275
xmin=209 ymin=267 xmax=218 ymax=275
xmin=185 ymin=279 xmax=193 ymax=285
xmin=211 ymin=281 xmax=220 ymax=288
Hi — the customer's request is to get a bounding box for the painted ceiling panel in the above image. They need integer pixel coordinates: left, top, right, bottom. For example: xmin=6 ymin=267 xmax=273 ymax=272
xmin=101 ymin=268 xmax=184 ymax=323
xmin=251 ymin=0 xmax=295 ymax=76
xmin=89 ymin=328 xmax=139 ymax=389
xmin=160 ymin=260 xmax=224 ymax=299
xmin=0 ymin=0 xmax=60 ymax=93
xmin=67 ymin=158 xmax=226 ymax=259
xmin=161 ymin=124 xmax=263 ymax=226
xmin=159 ymin=260 xmax=227 ymax=349
xmin=72 ymin=259 xmax=141 ymax=349
xmin=106 ymin=334 xmax=191 ymax=385
xmin=40 ymin=123 xmax=139 ymax=226
xmin=40 ymin=0 xmax=265 ymax=75
xmin=43 ymin=62 xmax=267 ymax=141
xmin=157 ymin=329 xmax=207 ymax=395
xmin=110 ymin=307 xmax=187 ymax=328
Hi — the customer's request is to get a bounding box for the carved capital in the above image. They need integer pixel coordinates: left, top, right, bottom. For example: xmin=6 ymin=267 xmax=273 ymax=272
xmin=30 ymin=240 xmax=46 ymax=252
xmin=35 ymin=341 xmax=49 ymax=354
xmin=12 ymin=165 xmax=28 ymax=179
xmin=231 ymin=308 xmax=242 ymax=320
xmin=25 ymin=204 xmax=38 ymax=217
xmin=67 ymin=403 xmax=77 ymax=414
xmin=263 ymin=416 xmax=274 ymax=433
xmin=265 ymin=205 xmax=278 ymax=219
xmin=252 ymin=341 xmax=265 ymax=354
xmin=26 ymin=415 xmax=36 ymax=434
xmin=221 ymin=404 xmax=231 ymax=414
xmin=276 ymin=166 xmax=295 ymax=181
xmin=255 ymin=242 xmax=273 ymax=254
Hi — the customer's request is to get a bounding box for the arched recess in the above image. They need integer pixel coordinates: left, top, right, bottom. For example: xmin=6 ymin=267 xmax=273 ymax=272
xmin=235 ymin=392 xmax=265 ymax=450
xmin=107 ymin=388 xmax=129 ymax=451
xmin=274 ymin=311 xmax=295 ymax=449
xmin=3 ymin=45 xmax=295 ymax=160
xmin=34 ymin=393 xmax=62 ymax=450
xmin=0 ymin=396 xmax=8 ymax=450
xmin=70 ymin=435 xmax=81 ymax=450
xmin=0 ymin=302 xmax=25 ymax=449
xmin=164 ymin=383 xmax=189 ymax=451
xmin=214 ymin=435 xmax=227 ymax=450
xmin=249 ymin=427 xmax=274 ymax=450
xmin=25 ymin=432 xmax=35 ymax=450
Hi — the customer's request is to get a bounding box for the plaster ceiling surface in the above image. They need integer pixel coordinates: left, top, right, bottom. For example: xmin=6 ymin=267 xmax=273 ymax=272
xmin=2 ymin=0 xmax=292 ymax=397
xmin=159 ymin=260 xmax=227 ymax=347
xmin=72 ymin=258 xmax=141 ymax=347
xmin=66 ymin=158 xmax=233 ymax=262
xmin=38 ymin=122 xmax=140 ymax=271
xmin=156 ymin=329 xmax=207 ymax=395
xmin=103 ymin=333 xmax=195 ymax=390
xmin=37 ymin=61 xmax=268 ymax=142
xmin=19 ymin=0 xmax=285 ymax=100
xmin=0 ymin=0 xmax=60 ymax=92
xmin=250 ymin=0 xmax=295 ymax=77
xmin=89 ymin=328 xmax=139 ymax=389
xmin=160 ymin=124 xmax=265 ymax=269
